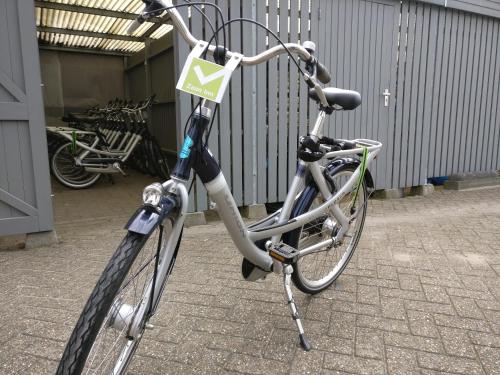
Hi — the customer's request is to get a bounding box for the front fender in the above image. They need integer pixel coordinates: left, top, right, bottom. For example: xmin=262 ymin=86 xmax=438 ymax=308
xmin=125 ymin=196 xmax=177 ymax=235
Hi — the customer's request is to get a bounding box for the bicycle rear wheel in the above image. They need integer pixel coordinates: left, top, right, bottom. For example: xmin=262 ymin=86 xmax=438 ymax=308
xmin=285 ymin=164 xmax=368 ymax=294
xmin=51 ymin=143 xmax=101 ymax=189
xmin=57 ymin=220 xmax=180 ymax=375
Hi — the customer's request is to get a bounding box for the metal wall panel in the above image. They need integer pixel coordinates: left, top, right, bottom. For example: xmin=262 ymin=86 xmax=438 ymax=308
xmin=0 ymin=0 xmax=53 ymax=235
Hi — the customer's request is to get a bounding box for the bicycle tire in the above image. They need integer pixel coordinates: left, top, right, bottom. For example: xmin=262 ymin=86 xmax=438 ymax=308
xmin=51 ymin=143 xmax=101 ymax=189
xmin=285 ymin=164 xmax=368 ymax=294
xmin=57 ymin=223 xmax=182 ymax=375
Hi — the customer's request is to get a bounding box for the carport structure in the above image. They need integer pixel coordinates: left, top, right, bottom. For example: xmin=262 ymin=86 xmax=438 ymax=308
xmin=35 ymin=0 xmax=172 ymax=54
xmin=0 ymin=0 xmax=173 ymax=237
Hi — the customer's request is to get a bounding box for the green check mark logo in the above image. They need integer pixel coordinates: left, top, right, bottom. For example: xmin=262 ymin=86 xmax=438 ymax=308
xmin=193 ymin=65 xmax=226 ymax=85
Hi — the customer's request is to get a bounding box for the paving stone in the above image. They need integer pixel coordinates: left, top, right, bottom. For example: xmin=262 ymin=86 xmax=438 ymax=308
xmin=475 ymin=345 xmax=500 ymax=375
xmin=438 ymin=327 xmax=476 ymax=358
xmin=422 ymin=284 xmax=451 ymax=304
xmin=289 ymin=349 xmax=323 ymax=375
xmin=398 ymin=274 xmax=422 ymax=291
xmin=357 ymin=284 xmax=380 ymax=305
xmin=357 ymin=315 xmax=410 ymax=334
xmin=383 ymin=331 xmax=444 ymax=353
xmin=323 ymin=352 xmax=386 ymax=374
xmin=433 ymin=313 xmax=491 ymax=333
xmin=385 ymin=346 xmax=419 ymax=375
xmin=468 ymin=331 xmax=500 ymax=348
xmin=416 ymin=352 xmax=484 ymax=375
xmin=450 ymin=296 xmax=485 ymax=319
xmin=355 ymin=327 xmax=384 ymax=359
xmin=406 ymin=309 xmax=439 ymax=338
xmin=328 ymin=311 xmax=356 ymax=339
xmin=226 ymin=353 xmax=288 ymax=374
xmin=404 ymin=299 xmax=456 ymax=316
xmin=380 ymin=297 xmax=406 ymax=320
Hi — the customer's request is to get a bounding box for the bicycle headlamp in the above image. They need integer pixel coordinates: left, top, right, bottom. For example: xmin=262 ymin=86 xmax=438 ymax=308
xmin=142 ymin=183 xmax=164 ymax=207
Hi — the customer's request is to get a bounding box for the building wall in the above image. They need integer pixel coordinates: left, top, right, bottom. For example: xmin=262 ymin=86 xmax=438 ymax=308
xmin=39 ymin=50 xmax=125 ymax=121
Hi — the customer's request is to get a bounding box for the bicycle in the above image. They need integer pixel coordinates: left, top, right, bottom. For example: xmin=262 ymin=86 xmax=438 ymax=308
xmin=56 ymin=1 xmax=382 ymax=374
xmin=47 ymin=96 xmax=170 ymax=188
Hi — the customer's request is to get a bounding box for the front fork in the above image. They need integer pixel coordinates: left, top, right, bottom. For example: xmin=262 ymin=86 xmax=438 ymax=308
xmin=113 ymin=179 xmax=189 ymax=339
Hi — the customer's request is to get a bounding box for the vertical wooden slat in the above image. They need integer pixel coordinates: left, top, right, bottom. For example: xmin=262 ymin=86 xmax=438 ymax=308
xmin=173 ymin=3 xmax=195 ymax=211
xmin=475 ymin=18 xmax=491 ymax=171
xmin=288 ymin=0 xmax=299 ymax=184
xmin=308 ymin=0 xmax=320 ymax=129
xmin=439 ymin=9 xmax=456 ymax=176
xmin=277 ymin=0 xmax=288 ymax=201
xmin=446 ymin=13 xmax=464 ymax=174
xmin=406 ymin=3 xmax=423 ymax=186
xmin=373 ymin=4 xmax=384 ymax=188
xmin=330 ymin=0 xmax=340 ymax=140
xmin=242 ymin=0 xmax=255 ymax=205
xmin=216 ymin=0 xmax=232 ymax=188
xmin=469 ymin=17 xmax=486 ymax=171
xmin=267 ymin=1 xmax=279 ymax=203
xmin=427 ymin=7 xmax=442 ymax=177
xmin=355 ymin=0 xmax=366 ymax=145
xmin=229 ymin=0 xmax=243 ymax=205
xmin=256 ymin=0 xmax=267 ymax=203
xmin=451 ymin=11 xmax=467 ymax=174
xmin=480 ymin=19 xmax=494 ymax=171
xmin=413 ymin=4 xmax=430 ymax=185
xmin=442 ymin=11 xmax=459 ymax=175
xmin=190 ymin=4 xmax=208 ymax=211
xmin=466 ymin=16 xmax=482 ymax=173
xmin=204 ymin=0 xmax=219 ymax=165
xmin=348 ymin=0 xmax=358 ymax=142
xmin=380 ymin=2 xmax=398 ymax=189
xmin=297 ymin=0 xmax=309 ymax=140
xmin=488 ymin=23 xmax=500 ymax=171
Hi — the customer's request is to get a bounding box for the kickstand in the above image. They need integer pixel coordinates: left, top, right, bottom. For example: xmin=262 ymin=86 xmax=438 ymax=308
xmin=283 ymin=265 xmax=311 ymax=351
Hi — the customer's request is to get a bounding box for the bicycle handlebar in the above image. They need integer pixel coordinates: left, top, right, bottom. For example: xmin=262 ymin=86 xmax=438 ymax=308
xmin=130 ymin=0 xmax=332 ymax=106
xmin=161 ymin=0 xmax=314 ymax=66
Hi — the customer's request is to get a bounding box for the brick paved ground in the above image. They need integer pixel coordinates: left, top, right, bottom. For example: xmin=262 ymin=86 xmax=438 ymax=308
xmin=1 ymin=175 xmax=500 ymax=374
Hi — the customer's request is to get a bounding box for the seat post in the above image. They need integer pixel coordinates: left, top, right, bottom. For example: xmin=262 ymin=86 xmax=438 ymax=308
xmin=309 ymin=110 xmax=327 ymax=140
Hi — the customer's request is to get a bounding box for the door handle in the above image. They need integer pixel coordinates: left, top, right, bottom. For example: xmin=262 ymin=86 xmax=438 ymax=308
xmin=383 ymin=89 xmax=391 ymax=107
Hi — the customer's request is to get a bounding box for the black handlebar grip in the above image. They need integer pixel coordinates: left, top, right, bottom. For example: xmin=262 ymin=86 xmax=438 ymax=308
xmin=316 ymin=61 xmax=331 ymax=84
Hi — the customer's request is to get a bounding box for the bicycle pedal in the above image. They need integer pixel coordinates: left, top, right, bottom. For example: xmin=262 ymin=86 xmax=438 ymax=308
xmin=269 ymin=243 xmax=299 ymax=264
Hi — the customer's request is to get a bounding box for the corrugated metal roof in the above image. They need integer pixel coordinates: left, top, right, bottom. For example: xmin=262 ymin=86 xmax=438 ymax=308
xmin=36 ymin=0 xmax=172 ymax=54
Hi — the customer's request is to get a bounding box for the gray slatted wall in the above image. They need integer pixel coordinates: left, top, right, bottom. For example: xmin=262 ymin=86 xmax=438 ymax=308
xmin=173 ymin=0 xmax=500 ymax=211
xmin=393 ymin=1 xmax=500 ymax=187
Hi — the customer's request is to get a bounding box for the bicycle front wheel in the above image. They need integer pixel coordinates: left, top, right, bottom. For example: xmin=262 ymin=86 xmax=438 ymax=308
xmin=286 ymin=164 xmax=368 ymax=294
xmin=57 ymin=220 xmax=180 ymax=375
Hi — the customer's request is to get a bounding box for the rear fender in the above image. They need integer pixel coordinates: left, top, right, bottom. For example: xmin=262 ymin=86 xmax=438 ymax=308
xmin=324 ymin=157 xmax=375 ymax=193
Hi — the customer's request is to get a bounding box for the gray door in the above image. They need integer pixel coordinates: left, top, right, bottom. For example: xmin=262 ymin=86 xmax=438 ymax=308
xmin=319 ymin=0 xmax=399 ymax=189
xmin=0 ymin=0 xmax=53 ymax=235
